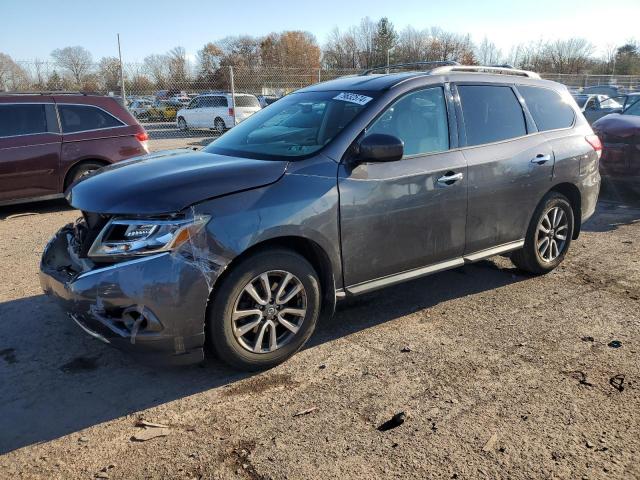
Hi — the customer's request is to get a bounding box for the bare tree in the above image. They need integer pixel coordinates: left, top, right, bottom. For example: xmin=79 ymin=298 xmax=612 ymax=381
xmin=542 ymin=38 xmax=594 ymax=74
xmin=197 ymin=42 xmax=223 ymax=78
xmin=143 ymin=54 xmax=169 ymax=88
xmin=323 ymin=27 xmax=359 ymax=68
xmin=217 ymin=36 xmax=261 ymax=67
xmin=51 ymin=46 xmax=93 ymax=86
xmin=476 ymin=37 xmax=502 ymax=65
xmin=167 ymin=46 xmax=189 ymax=84
xmin=0 ymin=53 xmax=28 ymax=91
xmin=98 ymin=57 xmax=122 ymax=92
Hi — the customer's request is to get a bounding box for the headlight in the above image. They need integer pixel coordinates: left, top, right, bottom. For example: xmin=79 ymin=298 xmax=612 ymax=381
xmin=88 ymin=215 xmax=210 ymax=260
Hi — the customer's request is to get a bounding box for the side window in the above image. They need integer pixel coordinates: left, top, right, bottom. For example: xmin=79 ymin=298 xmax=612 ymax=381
xmin=519 ymin=85 xmax=575 ymax=131
xmin=58 ymin=105 xmax=124 ymax=133
xmin=367 ymin=87 xmax=449 ymax=156
xmin=0 ymin=104 xmax=48 ymax=137
xmin=458 ymin=85 xmax=527 ymax=146
xmin=214 ymin=96 xmax=229 ymax=108
xmin=188 ymin=98 xmax=200 ymax=109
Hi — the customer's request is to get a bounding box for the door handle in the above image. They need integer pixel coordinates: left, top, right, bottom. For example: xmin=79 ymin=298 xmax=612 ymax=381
xmin=437 ymin=172 xmax=464 ymax=186
xmin=531 ymin=153 xmax=551 ymax=165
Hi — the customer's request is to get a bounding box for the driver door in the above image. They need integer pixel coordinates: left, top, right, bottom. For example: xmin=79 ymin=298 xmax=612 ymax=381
xmin=338 ymin=86 xmax=468 ymax=291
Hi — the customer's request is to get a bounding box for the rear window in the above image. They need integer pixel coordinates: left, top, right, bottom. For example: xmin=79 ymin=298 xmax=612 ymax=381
xmin=234 ymin=96 xmax=260 ymax=108
xmin=0 ymin=104 xmax=48 ymax=137
xmin=458 ymin=85 xmax=527 ymax=146
xmin=519 ymin=86 xmax=575 ymax=131
xmin=58 ymin=104 xmax=124 ymax=133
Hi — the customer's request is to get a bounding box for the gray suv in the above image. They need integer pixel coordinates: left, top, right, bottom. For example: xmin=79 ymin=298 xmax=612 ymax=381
xmin=40 ymin=64 xmax=601 ymax=370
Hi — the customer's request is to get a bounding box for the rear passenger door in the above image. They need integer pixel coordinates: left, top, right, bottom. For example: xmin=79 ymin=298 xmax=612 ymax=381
xmin=0 ymin=102 xmax=62 ymax=202
xmin=454 ymin=83 xmax=554 ymax=254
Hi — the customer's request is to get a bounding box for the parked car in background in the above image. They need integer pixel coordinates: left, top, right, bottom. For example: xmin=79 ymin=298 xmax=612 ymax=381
xmin=41 ymin=64 xmax=600 ymax=369
xmin=0 ymin=93 xmax=148 ymax=206
xmin=168 ymin=95 xmax=191 ymax=106
xmin=582 ymin=85 xmax=625 ymax=97
xmin=129 ymin=99 xmax=153 ymax=119
xmin=176 ymin=93 xmax=261 ymax=132
xmin=148 ymin=99 xmax=182 ymax=121
xmin=573 ymin=94 xmax=624 ymax=124
xmin=593 ymin=97 xmax=640 ymax=182
xmin=257 ymin=95 xmax=280 ymax=108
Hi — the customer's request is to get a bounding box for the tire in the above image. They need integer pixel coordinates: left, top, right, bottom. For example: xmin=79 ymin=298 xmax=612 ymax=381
xmin=177 ymin=117 xmax=188 ymax=131
xmin=66 ymin=161 xmax=105 ymax=189
xmin=207 ymin=249 xmax=321 ymax=371
xmin=214 ymin=117 xmax=226 ymax=134
xmin=511 ymin=192 xmax=575 ymax=274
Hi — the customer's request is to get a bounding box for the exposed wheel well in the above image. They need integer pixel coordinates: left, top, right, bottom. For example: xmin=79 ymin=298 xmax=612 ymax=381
xmin=205 ymin=236 xmax=337 ymax=336
xmin=63 ymin=159 xmax=109 ymax=191
xmin=548 ymin=183 xmax=582 ymax=239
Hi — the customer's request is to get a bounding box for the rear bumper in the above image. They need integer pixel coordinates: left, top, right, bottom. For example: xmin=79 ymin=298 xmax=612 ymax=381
xmin=39 ymin=226 xmax=218 ymax=366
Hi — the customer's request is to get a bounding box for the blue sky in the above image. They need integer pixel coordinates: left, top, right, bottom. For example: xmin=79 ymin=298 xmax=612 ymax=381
xmin=2 ymin=0 xmax=639 ymax=62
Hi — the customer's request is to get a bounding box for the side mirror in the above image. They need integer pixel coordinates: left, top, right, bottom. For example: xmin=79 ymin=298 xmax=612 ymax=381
xmin=357 ymin=134 xmax=404 ymax=163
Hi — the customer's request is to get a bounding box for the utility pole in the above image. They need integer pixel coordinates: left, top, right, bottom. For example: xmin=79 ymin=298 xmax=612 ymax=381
xmin=229 ymin=66 xmax=236 ymax=126
xmin=117 ymin=34 xmax=126 ymax=103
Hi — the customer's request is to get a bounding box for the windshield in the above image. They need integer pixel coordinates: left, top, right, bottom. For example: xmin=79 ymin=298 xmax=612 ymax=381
xmin=205 ymin=90 xmax=376 ymax=160
xmin=624 ymin=97 xmax=640 ymax=116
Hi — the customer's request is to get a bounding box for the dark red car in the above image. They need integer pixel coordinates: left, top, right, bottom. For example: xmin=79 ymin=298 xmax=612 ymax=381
xmin=0 ymin=93 xmax=149 ymax=206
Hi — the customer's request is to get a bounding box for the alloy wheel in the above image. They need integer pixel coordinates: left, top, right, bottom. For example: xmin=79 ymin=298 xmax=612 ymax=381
xmin=536 ymin=206 xmax=569 ymax=262
xmin=231 ymin=270 xmax=307 ymax=354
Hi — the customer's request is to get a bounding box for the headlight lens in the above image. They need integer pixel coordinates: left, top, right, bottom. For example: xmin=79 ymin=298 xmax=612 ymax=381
xmin=88 ymin=215 xmax=210 ymax=259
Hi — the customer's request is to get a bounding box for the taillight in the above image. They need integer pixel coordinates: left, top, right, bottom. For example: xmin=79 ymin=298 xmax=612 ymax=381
xmin=585 ymin=134 xmax=602 ymax=159
xmin=228 ymin=107 xmax=234 ymax=116
xmin=136 ymin=131 xmax=149 ymax=142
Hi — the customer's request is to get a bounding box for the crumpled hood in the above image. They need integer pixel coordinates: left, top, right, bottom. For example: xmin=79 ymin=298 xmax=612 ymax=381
xmin=593 ymin=114 xmax=640 ymax=139
xmin=67 ymin=149 xmax=288 ymax=215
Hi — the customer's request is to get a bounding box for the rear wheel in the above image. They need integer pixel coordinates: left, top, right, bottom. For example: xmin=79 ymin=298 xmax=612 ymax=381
xmin=214 ymin=117 xmax=226 ymax=134
xmin=66 ymin=161 xmax=105 ymax=189
xmin=177 ymin=117 xmax=188 ymax=131
xmin=511 ymin=192 xmax=574 ymax=274
xmin=207 ymin=249 xmax=321 ymax=371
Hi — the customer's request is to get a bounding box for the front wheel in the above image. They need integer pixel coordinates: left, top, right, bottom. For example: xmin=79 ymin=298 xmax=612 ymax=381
xmin=207 ymin=249 xmax=321 ymax=371
xmin=177 ymin=117 xmax=188 ymax=131
xmin=511 ymin=192 xmax=574 ymax=274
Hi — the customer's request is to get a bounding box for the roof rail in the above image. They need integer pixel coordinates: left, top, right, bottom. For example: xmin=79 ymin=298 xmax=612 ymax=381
xmin=429 ymin=65 xmax=540 ymax=79
xmin=0 ymin=91 xmax=103 ymax=96
xmin=361 ymin=61 xmax=460 ymax=76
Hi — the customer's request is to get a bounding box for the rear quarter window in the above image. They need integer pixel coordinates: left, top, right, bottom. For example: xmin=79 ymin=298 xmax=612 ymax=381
xmin=0 ymin=104 xmax=48 ymax=137
xmin=58 ymin=104 xmax=124 ymax=133
xmin=234 ymin=96 xmax=260 ymax=108
xmin=458 ymin=85 xmax=527 ymax=146
xmin=519 ymin=85 xmax=575 ymax=131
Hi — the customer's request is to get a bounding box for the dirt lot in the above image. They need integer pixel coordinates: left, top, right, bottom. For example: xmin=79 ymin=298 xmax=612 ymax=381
xmin=0 ymin=190 xmax=639 ymax=479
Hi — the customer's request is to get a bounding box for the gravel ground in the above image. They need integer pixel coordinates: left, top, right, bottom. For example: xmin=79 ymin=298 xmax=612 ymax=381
xmin=0 ymin=191 xmax=639 ymax=479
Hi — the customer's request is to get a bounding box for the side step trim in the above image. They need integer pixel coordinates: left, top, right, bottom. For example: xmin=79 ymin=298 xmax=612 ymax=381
xmin=462 ymin=239 xmax=524 ymax=263
xmin=346 ymin=258 xmax=464 ymax=295
xmin=344 ymin=239 xmax=524 ymax=296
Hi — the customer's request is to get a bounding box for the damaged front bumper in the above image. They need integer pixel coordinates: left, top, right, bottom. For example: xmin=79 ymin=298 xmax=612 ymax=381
xmin=39 ymin=224 xmax=219 ymax=366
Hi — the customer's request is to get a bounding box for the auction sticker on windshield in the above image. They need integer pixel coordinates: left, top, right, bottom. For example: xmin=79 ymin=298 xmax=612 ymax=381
xmin=333 ymin=92 xmax=373 ymax=105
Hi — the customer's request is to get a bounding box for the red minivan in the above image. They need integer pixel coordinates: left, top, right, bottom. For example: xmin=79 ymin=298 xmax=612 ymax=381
xmin=0 ymin=93 xmax=149 ymax=206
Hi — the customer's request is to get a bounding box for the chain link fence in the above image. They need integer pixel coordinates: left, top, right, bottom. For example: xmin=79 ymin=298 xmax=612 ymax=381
xmin=5 ymin=61 xmax=640 ymax=152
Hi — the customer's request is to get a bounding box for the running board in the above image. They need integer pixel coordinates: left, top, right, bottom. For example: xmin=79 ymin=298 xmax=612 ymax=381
xmin=345 ymin=239 xmax=524 ymax=295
